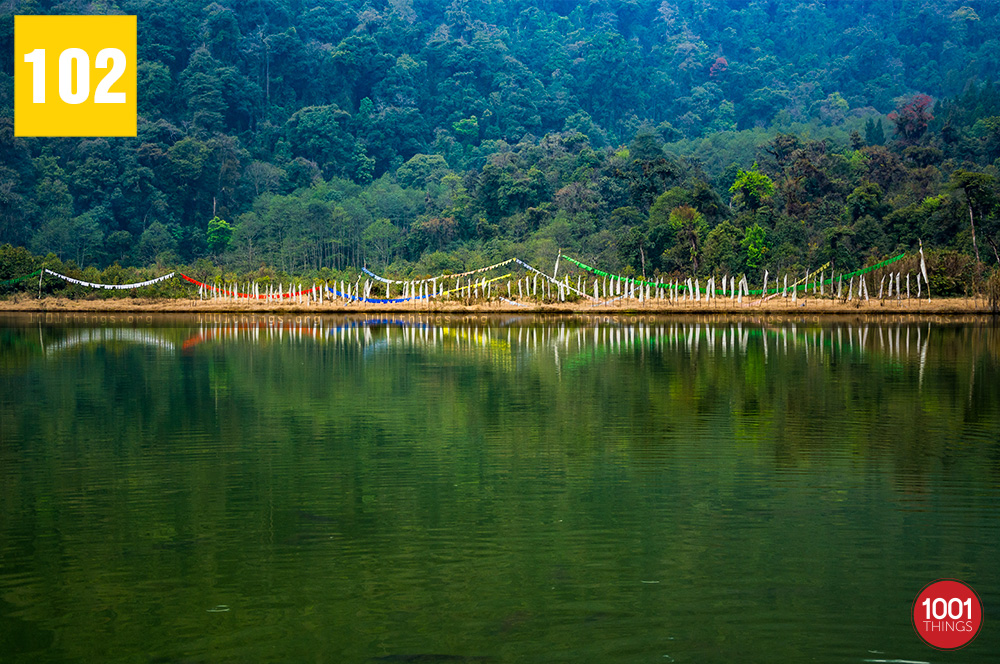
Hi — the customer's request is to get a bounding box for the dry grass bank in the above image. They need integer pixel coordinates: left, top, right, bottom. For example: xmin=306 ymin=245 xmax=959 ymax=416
xmin=0 ymin=294 xmax=992 ymax=315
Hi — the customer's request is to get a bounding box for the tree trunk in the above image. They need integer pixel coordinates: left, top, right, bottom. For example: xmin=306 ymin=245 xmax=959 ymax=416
xmin=968 ymin=203 xmax=981 ymax=264
xmin=986 ymin=235 xmax=1000 ymax=267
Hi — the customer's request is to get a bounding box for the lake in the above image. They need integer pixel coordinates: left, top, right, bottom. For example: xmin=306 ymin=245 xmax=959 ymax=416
xmin=1 ymin=312 xmax=998 ymax=663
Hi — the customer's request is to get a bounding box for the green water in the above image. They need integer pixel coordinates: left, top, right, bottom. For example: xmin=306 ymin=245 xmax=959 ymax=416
xmin=1 ymin=312 xmax=998 ymax=664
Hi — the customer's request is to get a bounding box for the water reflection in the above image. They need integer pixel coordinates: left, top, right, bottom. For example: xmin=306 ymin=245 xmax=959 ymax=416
xmin=1 ymin=313 xmax=998 ymax=664
xmin=21 ymin=313 xmax=999 ymax=373
xmin=43 ymin=327 xmax=178 ymax=355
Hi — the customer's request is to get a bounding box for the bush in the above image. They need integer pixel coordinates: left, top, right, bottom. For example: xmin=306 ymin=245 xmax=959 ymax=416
xmin=988 ymin=267 xmax=1000 ymax=315
xmin=926 ymin=249 xmax=976 ymax=297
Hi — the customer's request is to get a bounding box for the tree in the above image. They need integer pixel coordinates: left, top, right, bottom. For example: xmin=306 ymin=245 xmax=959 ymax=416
xmin=702 ymin=221 xmax=743 ymax=276
xmin=0 ymin=244 xmax=38 ymax=284
xmin=244 ymin=161 xmax=287 ymax=197
xmin=629 ymin=129 xmax=665 ymax=161
xmin=729 ymin=163 xmax=775 ymax=212
xmin=135 ymin=222 xmax=177 ymax=265
xmin=452 ymin=116 xmax=479 ymax=143
xmin=888 ymin=94 xmax=934 ymax=143
xmin=284 ymin=105 xmax=355 ymax=177
xmin=950 ymin=170 xmax=997 ymax=265
xmin=396 ymin=154 xmax=450 ymax=189
xmin=864 ymin=118 xmax=885 ymax=146
xmin=846 ymin=181 xmax=888 ymax=222
xmin=0 ymin=166 xmax=33 ymax=245
xmin=207 ymin=216 xmax=233 ymax=255
xmin=742 ymin=223 xmax=768 ymax=269
xmin=667 ymin=205 xmax=708 ymax=274
xmin=362 ymin=219 xmax=401 ymax=268
xmin=105 ymin=231 xmax=132 ymax=264
xmin=68 ymin=212 xmax=104 ymax=266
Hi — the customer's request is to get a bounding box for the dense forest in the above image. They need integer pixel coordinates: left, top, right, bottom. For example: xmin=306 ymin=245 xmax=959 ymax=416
xmin=1 ymin=0 xmax=999 ymax=291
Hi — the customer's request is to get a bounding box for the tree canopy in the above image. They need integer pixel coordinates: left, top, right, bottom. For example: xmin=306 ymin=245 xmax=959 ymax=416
xmin=0 ymin=1 xmax=998 ymax=284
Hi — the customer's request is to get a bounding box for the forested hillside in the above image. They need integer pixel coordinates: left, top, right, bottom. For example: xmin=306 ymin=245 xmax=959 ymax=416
xmin=1 ymin=0 xmax=999 ymax=288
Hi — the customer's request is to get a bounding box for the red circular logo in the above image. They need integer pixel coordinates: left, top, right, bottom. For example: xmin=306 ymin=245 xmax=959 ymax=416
xmin=912 ymin=579 xmax=983 ymax=650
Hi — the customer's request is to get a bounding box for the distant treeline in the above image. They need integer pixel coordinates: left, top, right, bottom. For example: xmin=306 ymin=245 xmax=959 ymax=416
xmin=0 ymin=0 xmax=998 ymax=285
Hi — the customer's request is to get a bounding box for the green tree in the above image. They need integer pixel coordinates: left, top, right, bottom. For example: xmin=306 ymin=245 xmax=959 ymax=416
xmin=864 ymin=118 xmax=886 ymax=146
xmin=667 ymin=205 xmax=708 ymax=274
xmin=135 ymin=222 xmax=177 ymax=265
xmin=0 ymin=244 xmax=38 ymax=285
xmin=362 ymin=219 xmax=401 ymax=268
xmin=207 ymin=216 xmax=233 ymax=255
xmin=702 ymin=221 xmax=743 ymax=276
xmin=729 ymin=163 xmax=775 ymax=212
xmin=846 ymin=181 xmax=888 ymax=222
xmin=950 ymin=170 xmax=997 ymax=265
xmin=452 ymin=116 xmax=480 ymax=143
xmin=396 ymin=154 xmax=450 ymax=189
xmin=742 ymin=223 xmax=769 ymax=269
xmin=284 ymin=105 xmax=355 ymax=177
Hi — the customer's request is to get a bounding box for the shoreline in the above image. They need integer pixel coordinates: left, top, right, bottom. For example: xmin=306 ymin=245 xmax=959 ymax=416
xmin=0 ymin=295 xmax=994 ymax=316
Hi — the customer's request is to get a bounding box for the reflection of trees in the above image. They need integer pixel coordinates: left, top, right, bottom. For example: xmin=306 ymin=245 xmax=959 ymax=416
xmin=1 ymin=317 xmax=998 ymax=662
xmin=8 ymin=315 xmax=998 ymax=487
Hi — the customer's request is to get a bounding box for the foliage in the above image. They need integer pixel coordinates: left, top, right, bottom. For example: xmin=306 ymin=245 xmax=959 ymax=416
xmin=888 ymin=94 xmax=934 ymax=143
xmin=742 ymin=223 xmax=769 ymax=270
xmin=665 ymin=205 xmax=708 ymax=273
xmin=206 ymin=217 xmax=233 ymax=255
xmin=0 ymin=1 xmax=999 ymax=292
xmin=729 ymin=163 xmax=775 ymax=212
xmin=989 ymin=266 xmax=1000 ymax=314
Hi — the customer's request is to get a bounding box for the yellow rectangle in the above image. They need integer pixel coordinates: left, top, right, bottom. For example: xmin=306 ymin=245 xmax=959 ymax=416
xmin=15 ymin=15 xmax=137 ymax=137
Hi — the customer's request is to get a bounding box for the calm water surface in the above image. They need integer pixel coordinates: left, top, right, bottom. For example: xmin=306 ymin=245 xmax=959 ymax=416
xmin=1 ymin=312 xmax=998 ymax=663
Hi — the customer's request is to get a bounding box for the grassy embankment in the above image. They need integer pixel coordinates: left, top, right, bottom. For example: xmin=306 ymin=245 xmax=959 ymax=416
xmin=0 ymin=294 xmax=991 ymax=315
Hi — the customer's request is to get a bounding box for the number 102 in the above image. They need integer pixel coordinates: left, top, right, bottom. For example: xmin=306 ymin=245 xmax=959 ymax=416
xmin=23 ymin=48 xmax=127 ymax=105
